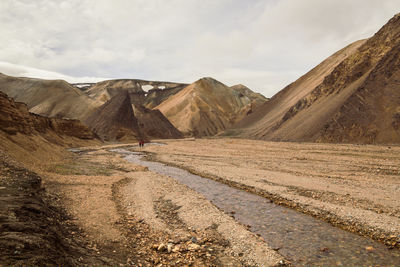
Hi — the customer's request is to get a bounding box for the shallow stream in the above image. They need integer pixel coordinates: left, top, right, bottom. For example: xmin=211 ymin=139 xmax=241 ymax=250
xmin=114 ymin=148 xmax=400 ymax=266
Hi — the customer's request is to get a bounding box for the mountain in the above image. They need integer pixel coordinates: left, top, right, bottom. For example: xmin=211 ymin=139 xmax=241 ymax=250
xmin=131 ymin=104 xmax=183 ymax=139
xmin=0 ymin=91 xmax=98 ymax=164
xmin=0 ymin=74 xmax=183 ymax=140
xmin=156 ymin=77 xmax=268 ymax=136
xmin=84 ymin=91 xmax=142 ymax=141
xmin=226 ymin=13 xmax=400 ymax=144
xmin=85 ymin=79 xmax=184 ymax=139
xmin=0 ymin=73 xmax=100 ymax=120
xmin=85 ymin=78 xmax=188 ymax=108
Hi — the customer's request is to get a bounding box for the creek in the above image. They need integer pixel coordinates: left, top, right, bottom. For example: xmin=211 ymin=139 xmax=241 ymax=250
xmin=113 ymin=148 xmax=400 ymax=266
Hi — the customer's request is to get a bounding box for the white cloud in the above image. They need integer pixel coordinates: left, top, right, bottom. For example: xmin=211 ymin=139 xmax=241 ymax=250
xmin=0 ymin=61 xmax=108 ymax=83
xmin=0 ymin=0 xmax=399 ymax=97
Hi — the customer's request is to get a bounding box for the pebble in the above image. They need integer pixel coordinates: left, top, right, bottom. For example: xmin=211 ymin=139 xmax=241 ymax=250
xmin=188 ymin=243 xmax=200 ymax=251
xmin=157 ymin=243 xmax=166 ymax=251
xmin=365 ymin=246 xmax=374 ymax=252
xmin=172 ymin=245 xmax=180 ymax=253
xmin=167 ymin=243 xmax=173 ymax=253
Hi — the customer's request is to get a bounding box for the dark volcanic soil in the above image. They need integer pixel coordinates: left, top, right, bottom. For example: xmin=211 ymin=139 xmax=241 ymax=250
xmin=0 ymin=151 xmax=121 ymax=266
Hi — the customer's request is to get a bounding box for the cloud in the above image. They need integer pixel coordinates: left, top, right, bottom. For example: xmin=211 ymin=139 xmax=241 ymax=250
xmin=0 ymin=61 xmax=108 ymax=83
xmin=0 ymin=0 xmax=399 ymax=97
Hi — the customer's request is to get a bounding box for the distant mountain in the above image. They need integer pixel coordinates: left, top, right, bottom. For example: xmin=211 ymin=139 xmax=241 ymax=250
xmin=131 ymin=104 xmax=183 ymax=139
xmin=84 ymin=91 xmax=142 ymax=141
xmin=0 ymin=73 xmax=100 ymax=120
xmin=0 ymin=74 xmax=184 ymax=141
xmin=85 ymin=78 xmax=188 ymax=108
xmin=85 ymin=78 xmax=184 ymax=139
xmin=226 ymin=13 xmax=400 ymax=144
xmin=156 ymin=77 xmax=268 ymax=136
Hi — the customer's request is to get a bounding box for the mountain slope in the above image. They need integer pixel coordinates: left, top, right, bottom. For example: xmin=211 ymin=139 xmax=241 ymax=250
xmin=156 ymin=77 xmax=268 ymax=136
xmin=0 ymin=73 xmax=100 ymax=120
xmin=225 ymin=39 xmax=366 ymax=138
xmin=132 ymin=104 xmax=183 ymax=139
xmin=0 ymin=91 xmax=99 ymax=165
xmin=85 ymin=78 xmax=188 ymax=108
xmin=84 ymin=91 xmax=142 ymax=141
xmin=227 ymin=13 xmax=400 ymax=144
xmin=85 ymin=79 xmax=184 ymax=139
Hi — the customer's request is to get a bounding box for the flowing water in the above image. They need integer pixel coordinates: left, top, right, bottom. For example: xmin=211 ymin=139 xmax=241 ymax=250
xmin=113 ymin=148 xmax=400 ymax=266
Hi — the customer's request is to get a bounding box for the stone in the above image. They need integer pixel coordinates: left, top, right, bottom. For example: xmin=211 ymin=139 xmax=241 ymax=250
xmin=365 ymin=246 xmax=374 ymax=252
xmin=172 ymin=245 xmax=180 ymax=253
xmin=167 ymin=243 xmax=173 ymax=253
xmin=188 ymin=243 xmax=200 ymax=251
xmin=157 ymin=243 xmax=166 ymax=251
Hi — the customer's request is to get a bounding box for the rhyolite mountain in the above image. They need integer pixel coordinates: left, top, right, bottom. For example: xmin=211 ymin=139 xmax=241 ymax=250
xmin=84 ymin=91 xmax=142 ymax=141
xmin=85 ymin=78 xmax=188 ymax=109
xmin=0 ymin=73 xmax=100 ymax=120
xmin=226 ymin=13 xmax=400 ymax=144
xmin=85 ymin=79 xmax=184 ymax=139
xmin=156 ymin=77 xmax=268 ymax=136
xmin=0 ymin=91 xmax=99 ymax=164
xmin=0 ymin=74 xmax=183 ymax=140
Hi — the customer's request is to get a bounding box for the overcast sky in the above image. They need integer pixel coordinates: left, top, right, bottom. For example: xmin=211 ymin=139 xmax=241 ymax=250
xmin=1 ymin=0 xmax=399 ymax=97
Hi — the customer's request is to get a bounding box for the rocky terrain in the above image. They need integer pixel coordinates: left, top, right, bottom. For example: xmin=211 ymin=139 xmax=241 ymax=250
xmin=143 ymin=138 xmax=400 ymax=250
xmin=227 ymin=13 xmax=400 ymax=144
xmin=156 ymin=77 xmax=268 ymax=136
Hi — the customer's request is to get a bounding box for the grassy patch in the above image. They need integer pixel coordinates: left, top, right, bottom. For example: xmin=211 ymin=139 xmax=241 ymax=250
xmin=46 ymin=158 xmax=129 ymax=176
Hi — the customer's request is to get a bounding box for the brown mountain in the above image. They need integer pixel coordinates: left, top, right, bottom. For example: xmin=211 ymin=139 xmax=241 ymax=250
xmin=227 ymin=13 xmax=400 ymax=144
xmin=132 ymin=104 xmax=183 ymax=139
xmin=85 ymin=79 xmax=184 ymax=139
xmin=85 ymin=78 xmax=188 ymax=108
xmin=0 ymin=91 xmax=98 ymax=164
xmin=0 ymin=73 xmax=100 ymax=120
xmin=84 ymin=91 xmax=142 ymax=141
xmin=0 ymin=74 xmax=183 ymax=140
xmin=156 ymin=77 xmax=268 ymax=136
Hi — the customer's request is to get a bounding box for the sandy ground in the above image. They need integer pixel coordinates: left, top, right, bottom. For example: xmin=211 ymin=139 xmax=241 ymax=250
xmin=142 ymin=138 xmax=400 ymax=248
xmin=37 ymin=145 xmax=283 ymax=266
xmin=5 ymin=137 xmax=398 ymax=265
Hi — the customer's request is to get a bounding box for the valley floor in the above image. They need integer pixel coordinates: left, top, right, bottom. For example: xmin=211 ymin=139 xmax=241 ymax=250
xmin=144 ymin=138 xmax=400 ymax=249
xmin=2 ymin=138 xmax=399 ymax=266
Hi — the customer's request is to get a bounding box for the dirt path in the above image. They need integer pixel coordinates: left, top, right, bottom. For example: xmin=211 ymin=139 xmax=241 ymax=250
xmin=142 ymin=138 xmax=400 ymax=248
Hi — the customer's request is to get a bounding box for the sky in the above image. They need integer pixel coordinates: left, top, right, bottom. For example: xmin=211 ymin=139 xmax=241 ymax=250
xmin=0 ymin=0 xmax=399 ymax=97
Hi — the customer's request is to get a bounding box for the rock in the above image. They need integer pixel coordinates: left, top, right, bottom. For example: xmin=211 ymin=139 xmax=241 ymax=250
xmin=157 ymin=243 xmax=166 ymax=251
xmin=190 ymin=236 xmax=198 ymax=243
xmin=167 ymin=243 xmax=173 ymax=253
xmin=172 ymin=245 xmax=180 ymax=253
xmin=365 ymin=246 xmax=374 ymax=252
xmin=188 ymin=243 xmax=200 ymax=251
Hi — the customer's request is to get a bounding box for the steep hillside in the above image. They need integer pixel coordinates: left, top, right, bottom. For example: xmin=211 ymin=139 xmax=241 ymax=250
xmin=132 ymin=104 xmax=183 ymax=139
xmin=85 ymin=79 xmax=184 ymax=139
xmin=84 ymin=91 xmax=142 ymax=141
xmin=225 ymin=39 xmax=366 ymax=138
xmin=156 ymin=77 xmax=268 ymax=136
xmin=0 ymin=73 xmax=100 ymax=120
xmin=0 ymin=91 xmax=98 ymax=165
xmin=228 ymin=13 xmax=400 ymax=144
